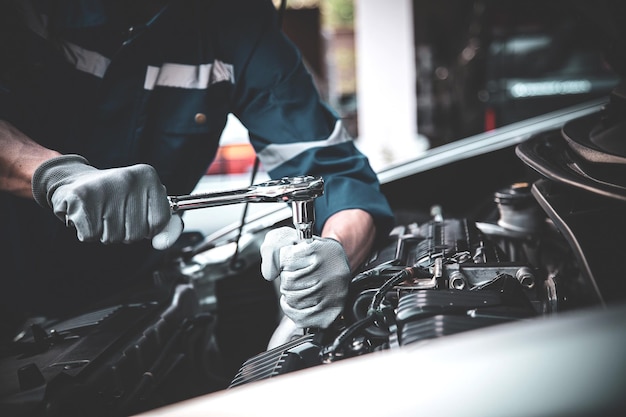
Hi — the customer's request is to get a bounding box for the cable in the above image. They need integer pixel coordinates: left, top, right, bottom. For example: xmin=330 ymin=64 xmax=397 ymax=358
xmin=322 ymin=265 xmax=433 ymax=360
xmin=367 ymin=266 xmax=432 ymax=317
xmin=229 ymin=157 xmax=261 ymax=269
xmin=321 ymin=316 xmax=374 ymax=362
xmin=230 ymin=0 xmax=288 ymax=268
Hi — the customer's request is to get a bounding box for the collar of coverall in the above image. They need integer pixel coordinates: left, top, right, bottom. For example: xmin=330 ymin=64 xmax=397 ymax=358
xmin=43 ymin=0 xmax=172 ymax=30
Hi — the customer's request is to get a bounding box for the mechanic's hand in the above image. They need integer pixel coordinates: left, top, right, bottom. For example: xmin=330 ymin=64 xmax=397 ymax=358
xmin=32 ymin=154 xmax=183 ymax=249
xmin=260 ymin=226 xmax=351 ymax=329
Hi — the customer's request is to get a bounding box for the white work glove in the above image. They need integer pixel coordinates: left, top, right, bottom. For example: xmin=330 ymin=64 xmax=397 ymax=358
xmin=32 ymin=154 xmax=183 ymax=249
xmin=260 ymin=226 xmax=351 ymax=329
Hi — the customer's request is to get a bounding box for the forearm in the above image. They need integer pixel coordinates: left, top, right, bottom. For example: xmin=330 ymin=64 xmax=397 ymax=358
xmin=321 ymin=209 xmax=376 ymax=272
xmin=0 ymin=119 xmax=61 ymax=198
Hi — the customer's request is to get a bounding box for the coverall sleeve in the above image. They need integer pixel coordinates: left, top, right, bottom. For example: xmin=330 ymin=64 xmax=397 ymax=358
xmin=215 ymin=0 xmax=395 ymax=238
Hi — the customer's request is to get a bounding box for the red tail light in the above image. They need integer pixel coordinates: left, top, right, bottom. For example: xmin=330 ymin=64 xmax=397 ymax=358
xmin=206 ymin=143 xmax=259 ymax=175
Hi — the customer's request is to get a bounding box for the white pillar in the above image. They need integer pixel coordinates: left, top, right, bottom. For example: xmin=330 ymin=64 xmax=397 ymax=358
xmin=354 ymin=0 xmax=428 ymax=171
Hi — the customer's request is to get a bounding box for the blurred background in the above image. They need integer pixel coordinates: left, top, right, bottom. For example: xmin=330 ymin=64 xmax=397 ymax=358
xmin=185 ymin=0 xmax=622 ymax=236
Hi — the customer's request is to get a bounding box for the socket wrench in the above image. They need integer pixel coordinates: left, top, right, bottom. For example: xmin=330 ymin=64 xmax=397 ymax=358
xmin=168 ymin=176 xmax=324 ymax=240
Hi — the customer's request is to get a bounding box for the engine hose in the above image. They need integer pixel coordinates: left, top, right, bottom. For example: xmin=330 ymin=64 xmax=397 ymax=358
xmin=350 ymin=261 xmax=401 ymax=285
xmin=321 ymin=316 xmax=375 ymax=361
xmin=322 ymin=265 xmax=432 ymax=360
xmin=367 ymin=266 xmax=432 ymax=317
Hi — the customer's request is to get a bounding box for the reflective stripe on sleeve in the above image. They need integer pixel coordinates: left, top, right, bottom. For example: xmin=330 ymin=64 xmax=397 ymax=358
xmin=144 ymin=60 xmax=235 ymax=90
xmin=256 ymin=120 xmax=353 ymax=172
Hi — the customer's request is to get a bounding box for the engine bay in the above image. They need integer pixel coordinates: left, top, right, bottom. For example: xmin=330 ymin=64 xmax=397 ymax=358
xmin=3 ymin=93 xmax=626 ymax=416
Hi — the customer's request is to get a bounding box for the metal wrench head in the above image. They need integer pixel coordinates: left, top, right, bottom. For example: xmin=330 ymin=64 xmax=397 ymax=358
xmin=250 ymin=175 xmax=324 ymax=203
xmin=253 ymin=176 xmax=323 ymax=240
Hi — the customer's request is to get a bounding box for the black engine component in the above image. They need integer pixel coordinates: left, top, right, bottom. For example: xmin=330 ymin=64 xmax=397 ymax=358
xmin=229 ymin=333 xmax=323 ymax=389
xmin=0 ymin=275 xmax=221 ymax=417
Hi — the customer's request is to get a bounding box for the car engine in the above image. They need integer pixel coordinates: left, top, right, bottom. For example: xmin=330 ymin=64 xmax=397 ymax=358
xmin=229 ymin=179 xmax=588 ymax=387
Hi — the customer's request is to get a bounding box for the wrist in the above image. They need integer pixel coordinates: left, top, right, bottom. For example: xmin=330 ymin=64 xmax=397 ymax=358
xmin=31 ymin=154 xmax=91 ymax=207
xmin=322 ymin=209 xmax=376 ymax=271
xmin=0 ymin=120 xmax=62 ymax=198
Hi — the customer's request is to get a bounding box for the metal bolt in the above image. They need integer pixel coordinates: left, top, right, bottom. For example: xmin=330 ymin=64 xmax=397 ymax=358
xmin=516 ymin=266 xmax=536 ymax=289
xmin=449 ymin=271 xmax=467 ymax=290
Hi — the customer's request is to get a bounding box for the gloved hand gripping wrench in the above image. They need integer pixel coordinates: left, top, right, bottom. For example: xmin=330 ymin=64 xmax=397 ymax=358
xmin=168 ymin=176 xmax=324 ymax=240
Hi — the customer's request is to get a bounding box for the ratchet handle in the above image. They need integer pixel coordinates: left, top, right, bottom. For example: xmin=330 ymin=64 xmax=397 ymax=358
xmin=168 ymin=176 xmax=324 ymax=213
